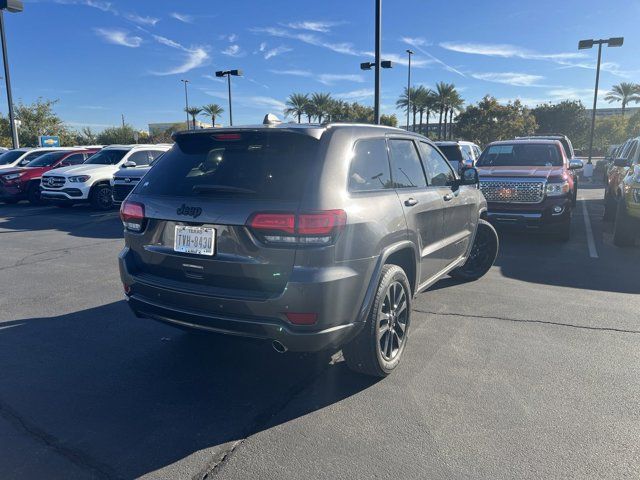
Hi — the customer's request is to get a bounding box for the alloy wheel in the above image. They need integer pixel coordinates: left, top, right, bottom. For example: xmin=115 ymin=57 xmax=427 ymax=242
xmin=377 ymin=281 xmax=409 ymax=361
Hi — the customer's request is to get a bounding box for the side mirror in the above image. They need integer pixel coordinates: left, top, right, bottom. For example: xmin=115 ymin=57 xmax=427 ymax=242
xmin=614 ymin=158 xmax=630 ymax=168
xmin=460 ymin=167 xmax=479 ymax=186
xmin=123 ymin=161 xmax=137 ymax=168
xmin=569 ymin=159 xmax=583 ymax=170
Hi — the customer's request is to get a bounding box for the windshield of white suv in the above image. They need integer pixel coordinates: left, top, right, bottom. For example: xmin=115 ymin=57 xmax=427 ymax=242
xmin=478 ymin=144 xmax=562 ymax=167
xmin=85 ymin=149 xmax=128 ymax=165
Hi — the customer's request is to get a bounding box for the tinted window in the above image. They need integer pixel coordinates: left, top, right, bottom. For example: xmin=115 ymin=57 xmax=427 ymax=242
xmin=626 ymin=141 xmax=638 ymax=162
xmin=0 ymin=150 xmax=25 ymax=165
xmin=135 ymin=132 xmax=318 ymax=200
xmin=478 ymin=143 xmax=562 ymax=167
xmin=85 ymin=149 xmax=128 ymax=165
xmin=128 ymin=150 xmax=151 ymax=166
xmin=65 ymin=153 xmax=87 ymax=165
xmin=388 ymin=139 xmax=426 ymax=188
xmin=419 ymin=142 xmax=456 ymax=187
xmin=18 ymin=151 xmax=49 ymax=166
xmin=437 ymin=145 xmax=464 ymax=162
xmin=149 ymin=150 xmax=166 ymax=161
xmin=348 ymin=138 xmax=392 ymax=192
xmin=26 ymin=151 xmax=72 ymax=167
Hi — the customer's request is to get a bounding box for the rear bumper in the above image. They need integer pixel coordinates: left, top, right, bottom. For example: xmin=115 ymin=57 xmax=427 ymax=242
xmin=118 ymin=247 xmax=373 ymax=352
xmin=486 ymin=197 xmax=572 ymax=230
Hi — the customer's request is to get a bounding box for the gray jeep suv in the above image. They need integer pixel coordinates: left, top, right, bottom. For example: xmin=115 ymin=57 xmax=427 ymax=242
xmin=118 ymin=123 xmax=498 ymax=377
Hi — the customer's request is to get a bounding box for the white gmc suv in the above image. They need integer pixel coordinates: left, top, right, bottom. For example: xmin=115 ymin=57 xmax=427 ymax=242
xmin=41 ymin=144 xmax=172 ymax=209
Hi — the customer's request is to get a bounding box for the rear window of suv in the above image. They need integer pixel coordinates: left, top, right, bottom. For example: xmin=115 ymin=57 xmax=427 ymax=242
xmin=437 ymin=145 xmax=463 ymax=162
xmin=135 ymin=131 xmax=319 ymax=200
xmin=478 ymin=143 xmax=562 ymax=167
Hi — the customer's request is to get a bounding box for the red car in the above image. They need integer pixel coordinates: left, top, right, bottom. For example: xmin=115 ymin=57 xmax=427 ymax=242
xmin=0 ymin=149 xmax=99 ymax=204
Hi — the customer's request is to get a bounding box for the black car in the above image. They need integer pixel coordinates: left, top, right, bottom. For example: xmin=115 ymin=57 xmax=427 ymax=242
xmin=119 ymin=123 xmax=498 ymax=377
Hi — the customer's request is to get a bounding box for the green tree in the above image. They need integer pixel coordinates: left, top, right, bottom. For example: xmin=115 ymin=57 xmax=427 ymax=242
xmin=412 ymin=87 xmax=434 ymax=135
xmin=531 ymin=100 xmax=590 ymax=149
xmin=309 ymin=93 xmax=333 ymax=123
xmin=604 ymin=82 xmax=640 ymax=116
xmin=626 ymin=111 xmax=640 ymax=138
xmin=456 ymin=95 xmax=537 ymax=146
xmin=14 ymin=98 xmax=72 ymax=147
xmin=284 ymin=93 xmax=309 ymax=123
xmin=592 ymin=116 xmax=629 ymax=153
xmin=96 ymin=124 xmax=139 ymax=145
xmin=0 ymin=115 xmax=12 ymax=148
xmin=396 ymin=86 xmax=421 ymax=130
xmin=185 ymin=107 xmax=202 ymax=129
xmin=380 ymin=113 xmax=398 ymax=127
xmin=445 ymin=89 xmax=464 ymax=140
xmin=201 ymin=104 xmax=224 ymax=126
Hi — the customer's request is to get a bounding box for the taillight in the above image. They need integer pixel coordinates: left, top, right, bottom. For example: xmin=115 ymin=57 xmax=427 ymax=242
xmin=120 ymin=200 xmax=145 ymax=232
xmin=284 ymin=312 xmax=318 ymax=325
xmin=248 ymin=210 xmax=346 ymax=246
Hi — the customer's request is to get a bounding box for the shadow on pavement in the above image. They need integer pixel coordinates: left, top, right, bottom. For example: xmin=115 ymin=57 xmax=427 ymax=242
xmin=0 ymin=301 xmax=376 ymax=479
xmin=0 ymin=203 xmax=123 ymax=240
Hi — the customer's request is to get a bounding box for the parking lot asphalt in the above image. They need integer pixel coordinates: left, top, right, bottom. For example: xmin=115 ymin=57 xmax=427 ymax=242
xmin=1 ymin=185 xmax=639 ymax=480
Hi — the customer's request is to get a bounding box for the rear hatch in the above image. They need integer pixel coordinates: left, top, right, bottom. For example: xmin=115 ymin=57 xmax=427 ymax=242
xmin=125 ymin=130 xmax=320 ymax=299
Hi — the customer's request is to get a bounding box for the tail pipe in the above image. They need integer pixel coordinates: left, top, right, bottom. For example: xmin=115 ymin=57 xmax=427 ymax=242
xmin=272 ymin=340 xmax=288 ymax=353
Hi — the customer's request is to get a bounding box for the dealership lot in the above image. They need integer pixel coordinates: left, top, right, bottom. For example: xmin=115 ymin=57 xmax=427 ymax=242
xmin=1 ymin=185 xmax=639 ymax=479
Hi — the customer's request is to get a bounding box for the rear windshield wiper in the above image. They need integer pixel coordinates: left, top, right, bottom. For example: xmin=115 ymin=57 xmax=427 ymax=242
xmin=192 ymin=184 xmax=256 ymax=195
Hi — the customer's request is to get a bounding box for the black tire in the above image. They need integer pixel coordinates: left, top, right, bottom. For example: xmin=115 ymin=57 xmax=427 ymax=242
xmin=613 ymin=199 xmax=636 ymax=247
xmin=572 ymin=183 xmax=578 ymax=207
xmin=603 ymin=190 xmax=617 ymax=221
xmin=90 ymin=184 xmax=114 ymax=210
xmin=556 ymin=214 xmax=571 ymax=242
xmin=450 ymin=219 xmax=499 ymax=281
xmin=27 ymin=182 xmax=42 ymax=205
xmin=343 ymin=264 xmax=412 ymax=377
xmin=1 ymin=198 xmax=18 ymax=204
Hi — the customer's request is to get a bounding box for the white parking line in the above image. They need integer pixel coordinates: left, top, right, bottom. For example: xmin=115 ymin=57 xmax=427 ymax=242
xmin=581 ymin=200 xmax=598 ymax=259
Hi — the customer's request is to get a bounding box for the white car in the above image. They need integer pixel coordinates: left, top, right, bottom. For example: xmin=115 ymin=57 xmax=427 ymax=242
xmin=41 ymin=144 xmax=172 ymax=209
xmin=0 ymin=147 xmax=81 ymax=171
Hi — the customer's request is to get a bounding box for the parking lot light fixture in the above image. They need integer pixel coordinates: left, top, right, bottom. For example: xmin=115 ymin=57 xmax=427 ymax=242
xmin=405 ymin=49 xmax=414 ymax=131
xmin=216 ymin=69 xmax=243 ymax=127
xmin=180 ymin=79 xmax=190 ymax=129
xmin=0 ymin=0 xmax=23 ymax=149
xmin=578 ymin=37 xmax=624 ymax=166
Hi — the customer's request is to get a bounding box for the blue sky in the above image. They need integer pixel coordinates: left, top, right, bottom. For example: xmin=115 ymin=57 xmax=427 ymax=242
xmin=7 ymin=0 xmax=640 ymax=131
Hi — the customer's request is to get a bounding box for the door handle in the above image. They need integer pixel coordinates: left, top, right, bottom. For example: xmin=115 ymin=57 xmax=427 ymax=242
xmin=443 ymin=193 xmax=454 ymax=201
xmin=404 ymin=198 xmax=418 ymax=207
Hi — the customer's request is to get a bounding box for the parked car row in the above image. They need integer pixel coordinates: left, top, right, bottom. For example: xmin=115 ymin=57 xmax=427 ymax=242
xmin=604 ymin=136 xmax=640 ymax=246
xmin=0 ymin=144 xmax=171 ymax=209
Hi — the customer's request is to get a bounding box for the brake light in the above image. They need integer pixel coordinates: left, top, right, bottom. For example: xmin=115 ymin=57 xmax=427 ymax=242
xmin=248 ymin=210 xmax=346 ymax=246
xmin=120 ymin=200 xmax=145 ymax=232
xmin=213 ymin=133 xmax=242 ymax=140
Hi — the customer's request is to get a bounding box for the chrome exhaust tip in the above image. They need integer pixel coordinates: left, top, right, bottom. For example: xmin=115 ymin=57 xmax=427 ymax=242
xmin=272 ymin=340 xmax=288 ymax=353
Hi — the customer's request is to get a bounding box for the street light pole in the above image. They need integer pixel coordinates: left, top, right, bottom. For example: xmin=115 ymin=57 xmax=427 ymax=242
xmin=0 ymin=3 xmax=23 ymax=149
xmin=215 ymin=69 xmax=242 ymax=127
xmin=406 ymin=49 xmax=413 ymax=131
xmin=373 ymin=0 xmax=381 ymax=124
xmin=578 ymin=37 xmax=623 ymax=166
xmin=181 ymin=79 xmax=190 ymax=130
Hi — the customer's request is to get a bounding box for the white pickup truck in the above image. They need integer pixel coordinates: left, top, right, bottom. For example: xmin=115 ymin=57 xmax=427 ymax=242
xmin=41 ymin=144 xmax=171 ymax=209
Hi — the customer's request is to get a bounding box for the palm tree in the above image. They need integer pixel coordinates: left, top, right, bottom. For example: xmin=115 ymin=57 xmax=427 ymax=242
xmin=201 ymin=104 xmax=224 ymax=127
xmin=310 ymin=92 xmax=333 ymax=123
xmin=396 ymin=86 xmax=421 ymax=130
xmin=604 ymin=82 xmax=640 ymax=116
xmin=446 ymin=91 xmax=464 ymax=140
xmin=435 ymin=82 xmax=455 ymax=139
xmin=185 ymin=107 xmax=202 ymax=129
xmin=284 ymin=93 xmax=309 ymax=123
xmin=412 ymin=86 xmax=430 ymax=134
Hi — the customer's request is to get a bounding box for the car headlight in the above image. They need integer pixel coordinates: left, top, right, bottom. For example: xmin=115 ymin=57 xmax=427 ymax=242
xmin=2 ymin=172 xmax=23 ymax=181
xmin=68 ymin=175 xmax=91 ymax=183
xmin=546 ymin=181 xmax=570 ymax=196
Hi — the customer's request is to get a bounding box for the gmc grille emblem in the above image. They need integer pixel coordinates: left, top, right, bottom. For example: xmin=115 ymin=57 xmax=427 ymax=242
xmin=177 ymin=203 xmax=202 ymax=218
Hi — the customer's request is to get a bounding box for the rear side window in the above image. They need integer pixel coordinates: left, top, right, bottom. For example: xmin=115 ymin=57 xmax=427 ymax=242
xmin=128 ymin=151 xmax=151 ymax=166
xmin=419 ymin=142 xmax=456 ymax=187
xmin=135 ymin=132 xmax=318 ymax=200
xmin=65 ymin=153 xmax=86 ymax=165
xmin=348 ymin=138 xmax=391 ymax=192
xmin=388 ymin=139 xmax=427 ymax=189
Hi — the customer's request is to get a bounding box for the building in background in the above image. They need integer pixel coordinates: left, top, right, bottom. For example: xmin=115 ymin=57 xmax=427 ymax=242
xmin=148 ymin=120 xmax=214 ymax=136
xmin=586 ymin=107 xmax=640 ymax=118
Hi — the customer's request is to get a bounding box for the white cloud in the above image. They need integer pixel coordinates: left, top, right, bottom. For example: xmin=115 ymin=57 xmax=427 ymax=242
xmin=78 ymin=105 xmax=109 ymax=110
xmin=362 ymin=51 xmax=432 ymax=68
xmin=204 ymin=91 xmax=228 ymax=100
xmin=259 ymin=42 xmax=267 ymax=52
xmin=171 ymin=12 xmax=193 ymax=23
xmin=94 ymin=28 xmax=142 ymax=48
xmin=400 ymin=37 xmax=465 ymax=76
xmin=471 ymin=72 xmax=545 ymax=87
xmin=203 ymin=74 xmax=225 ymax=83
xmin=125 ymin=13 xmax=159 ymax=26
xmin=252 ymin=27 xmax=358 ymax=56
xmin=440 ymin=42 xmax=585 ymax=61
xmin=318 ymin=73 xmax=364 ymax=85
xmin=264 ymin=45 xmax=292 ymax=59
xmin=335 ymin=88 xmax=374 ymax=100
xmin=268 ymin=69 xmax=312 ymax=77
xmin=228 ymin=33 xmax=238 ymax=42
xmin=222 ymin=44 xmax=244 ymax=57
xmin=285 ymin=21 xmax=343 ymax=33
xmin=246 ymin=96 xmax=286 ymax=111
xmin=151 ymin=35 xmax=210 ymax=75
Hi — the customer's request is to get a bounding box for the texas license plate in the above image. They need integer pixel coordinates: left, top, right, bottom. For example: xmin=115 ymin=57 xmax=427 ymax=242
xmin=174 ymin=226 xmax=215 ymax=256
